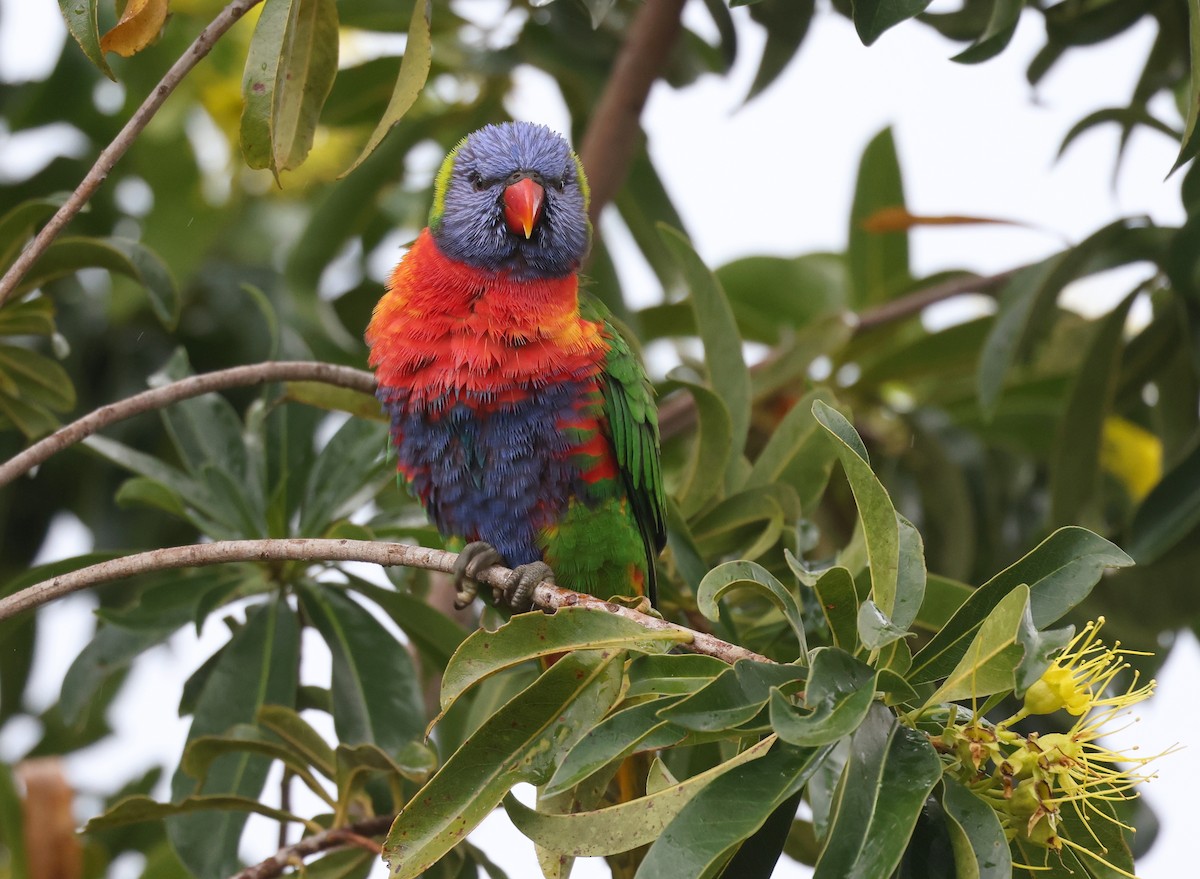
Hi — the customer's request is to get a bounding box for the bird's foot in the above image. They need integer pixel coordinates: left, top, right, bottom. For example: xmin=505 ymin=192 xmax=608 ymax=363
xmin=453 ymin=541 xmax=504 ymax=609
xmin=501 ymin=562 xmax=555 ymax=613
xmin=453 ymin=544 xmax=555 ymax=612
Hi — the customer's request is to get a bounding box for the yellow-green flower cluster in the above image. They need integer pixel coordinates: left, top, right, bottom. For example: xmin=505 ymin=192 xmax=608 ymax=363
xmin=934 ymin=618 xmax=1165 ymax=877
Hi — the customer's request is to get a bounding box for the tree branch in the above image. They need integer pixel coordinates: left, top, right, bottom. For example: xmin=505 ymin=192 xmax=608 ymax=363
xmin=0 ymin=538 xmax=771 ymax=664
xmin=579 ymin=0 xmax=687 ymax=222
xmin=0 ymin=0 xmax=265 ymax=307
xmin=232 ymin=814 xmax=392 ymax=879
xmin=0 ymin=361 xmax=375 ymax=489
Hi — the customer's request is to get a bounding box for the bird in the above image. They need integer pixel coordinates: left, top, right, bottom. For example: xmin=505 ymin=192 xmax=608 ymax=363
xmin=366 ymin=121 xmax=666 ymax=612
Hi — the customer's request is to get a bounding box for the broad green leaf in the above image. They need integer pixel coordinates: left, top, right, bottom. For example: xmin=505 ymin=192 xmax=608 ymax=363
xmin=745 ymin=388 xmax=836 ymax=490
xmin=86 ymin=794 xmax=307 ymax=833
xmin=256 ymin=706 xmax=337 ymax=778
xmin=668 ymin=374 xmax=732 ymax=517
xmin=1126 ymin=438 xmax=1200 ymax=564
xmin=811 ymin=565 xmax=860 ymax=653
xmin=633 ymin=738 xmax=829 ymax=879
xmin=940 ymin=776 xmax=1011 ymax=879
xmin=57 ymin=0 xmax=116 ymax=79
xmin=542 ymin=696 xmax=686 ymax=797
xmin=182 ymin=728 xmax=335 ymax=807
xmin=916 ymin=574 xmax=974 ymax=632
xmin=852 ymin=0 xmax=932 ymax=46
xmin=659 ymin=660 xmax=806 ymax=732
xmin=347 ymin=578 xmax=469 ymax=669
xmin=769 ymin=647 xmax=876 ymax=746
xmin=168 ymin=599 xmax=299 ymax=879
xmin=847 ymin=128 xmax=910 ymax=307
xmin=659 ymin=224 xmax=751 ymax=488
xmin=697 ymin=560 xmax=807 ymax=654
xmin=303 ymin=849 xmax=375 ymax=879
xmin=626 ymin=653 xmax=729 ymax=697
xmin=18 ymin=236 xmax=179 ymax=328
xmin=0 ymin=197 xmax=66 ymax=272
xmin=1173 ymin=0 xmax=1200 ymax=173
xmin=343 ymin=0 xmax=433 ymax=175
xmin=0 ymin=345 xmax=73 ymax=409
xmin=952 ymin=0 xmax=1026 ymax=63
xmin=439 ymin=607 xmax=688 ymax=712
xmin=1050 ymin=290 xmax=1138 ymax=525
xmin=335 ymin=741 xmax=437 ymax=806
xmin=297 ymin=583 xmax=425 ymax=752
xmin=908 ymin=528 xmax=1131 ymax=685
xmin=690 ymin=484 xmax=793 ymax=561
xmin=922 ymin=585 xmax=1030 ymax=708
xmin=745 ymin=0 xmax=814 ymax=100
xmin=812 ymin=704 xmax=942 ymax=879
xmin=382 ymin=650 xmax=624 ymax=879
xmin=813 ymin=401 xmax=910 ymax=640
xmin=299 ymin=416 xmax=389 ymax=533
xmin=508 ymin=736 xmax=778 ymax=859
xmin=284 ymin=381 xmax=384 ymax=421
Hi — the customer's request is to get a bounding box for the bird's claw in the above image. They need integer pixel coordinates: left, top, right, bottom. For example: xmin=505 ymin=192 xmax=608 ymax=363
xmin=453 ymin=541 xmax=504 ymax=609
xmin=501 ymin=562 xmax=555 ymax=613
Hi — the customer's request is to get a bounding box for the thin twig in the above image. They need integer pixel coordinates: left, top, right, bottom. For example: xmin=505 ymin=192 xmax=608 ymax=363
xmin=0 ymin=361 xmax=375 ymax=488
xmin=0 ymin=538 xmax=771 ymax=664
xmin=579 ymin=0 xmax=687 ymax=223
xmin=232 ymin=814 xmax=393 ymax=879
xmin=0 ymin=0 xmax=265 ymax=307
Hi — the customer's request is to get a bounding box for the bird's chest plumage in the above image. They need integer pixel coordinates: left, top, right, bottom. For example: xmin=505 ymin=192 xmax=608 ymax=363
xmin=366 ymin=232 xmax=612 ymax=565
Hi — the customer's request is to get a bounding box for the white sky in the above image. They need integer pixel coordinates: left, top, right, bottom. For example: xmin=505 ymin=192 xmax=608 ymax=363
xmin=0 ymin=1 xmax=1195 ymax=878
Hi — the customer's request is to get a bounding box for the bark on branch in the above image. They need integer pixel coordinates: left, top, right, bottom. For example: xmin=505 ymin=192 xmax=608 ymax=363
xmin=0 ymin=361 xmax=376 ymax=489
xmin=0 ymin=538 xmax=771 ymax=665
xmin=0 ymin=0 xmax=266 ymax=307
xmin=232 ymin=814 xmax=392 ymax=879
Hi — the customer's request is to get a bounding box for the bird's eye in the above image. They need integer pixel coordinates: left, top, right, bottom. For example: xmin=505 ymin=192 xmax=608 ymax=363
xmin=470 ymin=172 xmax=486 ymax=191
xmin=555 ymin=178 xmax=566 ymax=191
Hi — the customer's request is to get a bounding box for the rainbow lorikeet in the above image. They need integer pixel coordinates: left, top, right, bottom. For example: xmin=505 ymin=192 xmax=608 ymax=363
xmin=366 ymin=122 xmax=665 ymax=611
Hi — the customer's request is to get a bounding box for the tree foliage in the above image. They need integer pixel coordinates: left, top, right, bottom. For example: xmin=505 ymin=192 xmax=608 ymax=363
xmin=1 ymin=1 xmax=1198 ymax=878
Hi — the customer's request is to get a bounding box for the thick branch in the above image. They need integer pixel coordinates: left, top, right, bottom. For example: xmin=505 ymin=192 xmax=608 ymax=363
xmin=0 ymin=538 xmax=771 ymax=664
xmin=233 ymin=814 xmax=392 ymax=879
xmin=0 ymin=361 xmax=376 ymax=489
xmin=0 ymin=0 xmax=265 ymax=307
xmin=579 ymin=0 xmax=687 ymax=222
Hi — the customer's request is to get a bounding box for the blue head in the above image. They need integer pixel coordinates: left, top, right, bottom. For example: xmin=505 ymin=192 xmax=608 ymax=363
xmin=428 ymin=122 xmax=591 ymax=279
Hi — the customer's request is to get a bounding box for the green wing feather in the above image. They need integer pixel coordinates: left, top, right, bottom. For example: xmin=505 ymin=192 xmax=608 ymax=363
xmin=582 ymin=296 xmax=667 ymax=603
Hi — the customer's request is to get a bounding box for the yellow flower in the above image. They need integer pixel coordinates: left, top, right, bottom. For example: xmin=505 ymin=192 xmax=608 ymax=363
xmin=1100 ymin=417 xmax=1161 ymax=502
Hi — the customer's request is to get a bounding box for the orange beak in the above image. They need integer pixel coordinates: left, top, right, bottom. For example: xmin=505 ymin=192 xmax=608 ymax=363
xmin=503 ymin=177 xmax=545 ymax=239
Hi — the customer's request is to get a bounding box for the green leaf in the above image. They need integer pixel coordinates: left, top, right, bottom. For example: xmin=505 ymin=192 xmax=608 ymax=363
xmin=57 ymin=0 xmax=116 ymax=79
xmin=168 ymin=599 xmax=299 ymax=879
xmin=745 ymin=388 xmax=837 ymax=490
xmin=256 ymin=705 xmax=337 ymax=778
xmin=343 ymin=0 xmax=433 ymax=176
xmin=0 ymin=197 xmax=67 ymax=272
xmin=335 ymin=741 xmax=437 ymax=803
xmin=1050 ymin=290 xmax=1139 ymax=526
xmin=922 ymin=585 xmax=1030 ymax=707
xmin=508 ymin=736 xmax=779 ymax=859
xmin=632 ymin=738 xmax=829 ymax=879
xmin=813 ymin=401 xmax=918 ymax=643
xmin=939 ymin=776 xmax=1011 ymax=879
xmin=1173 ymin=0 xmax=1200 ymax=173
xmin=690 ymin=484 xmax=793 ymax=560
xmin=769 ymin=647 xmax=877 ymax=746
xmin=659 ymin=660 xmax=806 ymax=732
xmin=669 ymin=374 xmax=733 ymax=517
xmin=811 ymin=565 xmax=860 ymax=653
xmin=439 ymin=607 xmax=688 ymax=713
xmin=851 ymin=0 xmax=932 ymax=46
xmin=181 ymin=728 xmax=335 ymax=807
xmin=300 ymin=417 xmax=390 ymax=534
xmin=347 ymin=578 xmax=469 ymax=669
xmin=0 ymin=344 xmax=75 ymax=411
xmin=697 ymin=560 xmax=808 ymax=655
xmin=86 ymin=794 xmax=307 ymax=833
xmin=296 ymin=583 xmax=425 ymax=752
xmin=0 ymin=762 xmax=28 ymax=879
xmin=847 ymin=127 xmax=910 ymax=307
xmin=382 ymin=650 xmax=624 ymax=879
xmin=284 ymin=381 xmax=385 ymax=421
xmin=812 ymin=704 xmax=942 ymax=879
xmin=659 ymin=224 xmax=751 ymax=488
xmin=1126 ymin=438 xmax=1200 ymax=564
xmin=745 ymin=0 xmax=815 ymax=99
xmin=626 ymin=653 xmax=729 ymax=697
xmin=952 ymin=0 xmax=1026 ymax=63
xmin=61 ymin=620 xmax=185 ymax=727
xmin=908 ymin=528 xmax=1131 ymax=685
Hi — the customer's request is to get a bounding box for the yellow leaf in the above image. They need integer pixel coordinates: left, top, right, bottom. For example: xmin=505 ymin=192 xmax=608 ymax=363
xmin=1099 ymin=416 xmax=1162 ymax=502
xmin=99 ymin=0 xmax=170 ymax=58
xmin=859 ymin=206 xmax=1028 ymax=233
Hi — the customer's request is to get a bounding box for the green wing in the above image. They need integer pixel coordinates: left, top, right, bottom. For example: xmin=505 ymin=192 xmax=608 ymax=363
xmin=583 ymin=296 xmax=667 ymax=603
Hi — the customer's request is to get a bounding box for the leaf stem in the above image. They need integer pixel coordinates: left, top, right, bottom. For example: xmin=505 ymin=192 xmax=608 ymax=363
xmin=0 ymin=538 xmax=772 ymax=665
xmin=0 ymin=360 xmax=375 ymax=489
xmin=0 ymin=0 xmax=266 ymax=307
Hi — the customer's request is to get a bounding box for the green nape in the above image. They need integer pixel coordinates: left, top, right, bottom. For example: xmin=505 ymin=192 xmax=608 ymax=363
xmin=540 ymin=496 xmax=651 ymax=600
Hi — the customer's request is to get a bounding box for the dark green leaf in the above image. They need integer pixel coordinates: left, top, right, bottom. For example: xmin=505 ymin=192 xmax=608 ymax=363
xmin=299 ymin=416 xmax=389 ymax=533
xmin=746 ymin=0 xmax=814 ymax=99
xmin=669 ymin=375 xmax=733 ymax=517
xmin=697 ymin=560 xmax=808 ymax=655
xmin=852 ymin=0 xmax=932 ymax=46
xmin=952 ymin=0 xmax=1026 ymax=64
xmin=256 ymin=705 xmax=337 ymax=777
xmin=811 ymin=565 xmax=860 ymax=653
xmin=940 ymin=776 xmax=1011 ymax=879
xmin=659 ymin=660 xmax=806 ymax=732
xmin=1126 ymin=439 xmax=1200 ymax=564
xmin=346 ymin=578 xmax=469 ymax=669
xmin=57 ymin=0 xmax=116 ymax=79
xmin=1172 ymin=0 xmax=1200 ymax=173
xmin=626 ymin=653 xmax=729 ymax=697
xmin=0 ymin=762 xmax=29 ymax=878
xmin=847 ymin=128 xmax=910 ymax=307
xmin=86 ymin=794 xmax=306 ymax=833
xmin=770 ymin=647 xmax=876 ymax=746
xmin=0 ymin=197 xmax=67 ymax=272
